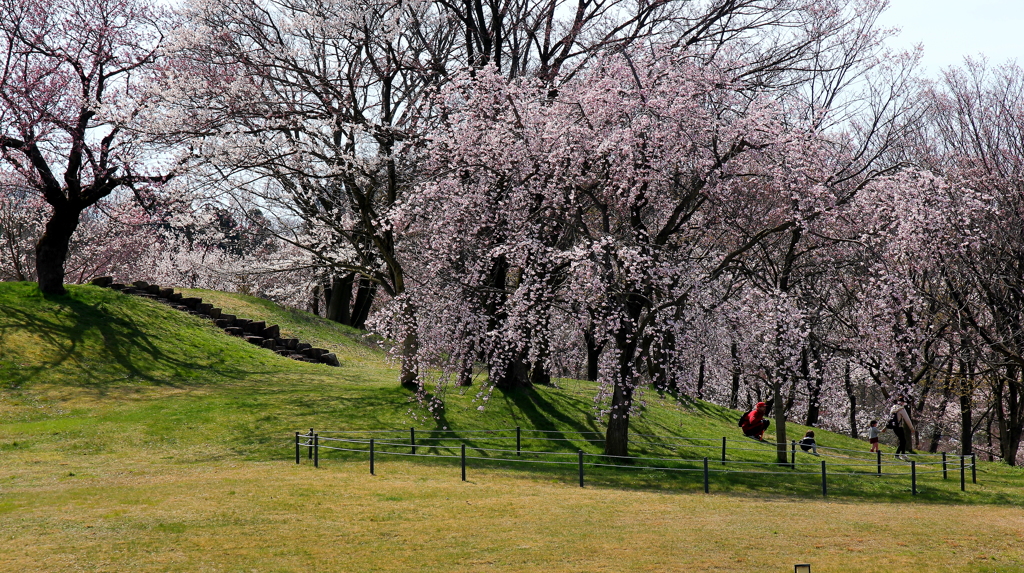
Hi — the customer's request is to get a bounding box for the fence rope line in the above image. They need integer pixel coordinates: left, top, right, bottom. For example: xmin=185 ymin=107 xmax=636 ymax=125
xmin=315 ymin=437 xmax=968 ymax=469
xmin=296 ymin=429 xmax=977 ymax=495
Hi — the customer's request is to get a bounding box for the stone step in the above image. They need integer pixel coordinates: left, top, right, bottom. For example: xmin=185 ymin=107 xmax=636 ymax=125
xmin=245 ymin=336 xmax=265 ymax=346
xmin=224 ymin=327 xmax=244 ymax=336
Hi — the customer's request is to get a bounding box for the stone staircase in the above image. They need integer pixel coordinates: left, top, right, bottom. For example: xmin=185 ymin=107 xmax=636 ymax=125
xmin=91 ymin=277 xmax=340 ymax=367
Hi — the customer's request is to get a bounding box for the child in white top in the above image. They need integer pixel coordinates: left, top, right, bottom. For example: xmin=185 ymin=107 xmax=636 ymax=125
xmin=868 ymin=420 xmax=882 ymax=453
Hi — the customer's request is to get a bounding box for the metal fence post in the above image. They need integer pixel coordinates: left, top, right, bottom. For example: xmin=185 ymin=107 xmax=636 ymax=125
xmin=410 ymin=427 xmax=416 ymax=455
xmin=960 ymin=455 xmax=965 ymax=491
xmin=516 ymin=426 xmax=521 ymax=456
xmin=790 ymin=440 xmax=796 ymax=467
xmin=911 ymin=460 xmax=915 ymax=495
xmin=578 ymin=450 xmax=584 ymax=488
xmin=295 ymin=431 xmax=300 ymax=464
xmin=703 ymin=457 xmax=709 ymax=493
xmin=972 ymin=453 xmax=977 ymax=484
xmin=370 ymin=438 xmax=375 ymax=476
xmin=721 ymin=437 xmax=727 ymax=465
xmin=314 ymin=433 xmax=319 ymax=468
xmin=877 ymin=450 xmax=882 ymax=477
xmin=821 ymin=460 xmax=827 ymax=498
xmin=461 ymin=443 xmax=466 ymax=481
xmin=942 ymin=452 xmax=947 ymax=480
xmin=308 ymin=428 xmax=314 ymax=459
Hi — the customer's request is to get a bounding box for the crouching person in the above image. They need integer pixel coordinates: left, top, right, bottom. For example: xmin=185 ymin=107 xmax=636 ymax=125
xmin=740 ymin=402 xmax=770 ymax=441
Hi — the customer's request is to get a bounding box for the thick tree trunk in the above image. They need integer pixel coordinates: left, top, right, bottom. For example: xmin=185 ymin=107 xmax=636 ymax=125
xmin=604 ymin=381 xmax=633 ymax=458
xmin=456 ymin=357 xmax=474 ymax=386
xmin=350 ymin=276 xmax=377 ymax=329
xmin=584 ymin=329 xmax=602 ymax=382
xmin=604 ymin=312 xmax=641 ymax=458
xmin=399 ymin=301 xmax=418 ymax=388
xmin=35 ymin=205 xmax=82 ymax=295
xmin=530 ymin=358 xmax=551 ymax=386
xmin=491 ymin=356 xmax=531 ymax=390
xmin=997 ymin=365 xmax=1023 ymax=466
xmin=325 ymin=273 xmax=354 ymax=324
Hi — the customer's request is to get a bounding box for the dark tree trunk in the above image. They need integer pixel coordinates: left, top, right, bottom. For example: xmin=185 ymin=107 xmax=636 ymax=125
xmin=530 ymin=358 xmax=551 ymax=386
xmin=958 ymin=358 xmax=974 ymax=456
xmin=584 ymin=328 xmax=603 ymax=382
xmin=491 ymin=355 xmax=531 ymax=390
xmin=772 ymin=376 xmax=788 ymax=464
xmin=696 ymin=354 xmax=706 ymax=400
xmin=456 ymin=357 xmax=474 ymax=386
xmin=843 ymin=362 xmax=858 ymax=438
xmin=399 ymin=301 xmax=418 ymax=388
xmin=729 ymin=342 xmax=740 ymax=410
xmin=35 ymin=205 xmax=83 ymax=295
xmin=311 ymin=284 xmax=322 ymax=316
xmin=604 ymin=381 xmax=633 ymax=458
xmin=350 ymin=276 xmax=377 ymax=329
xmin=325 ymin=273 xmax=354 ymax=324
xmin=603 ymin=306 xmax=642 ymax=458
xmin=996 ymin=365 xmax=1023 ymax=466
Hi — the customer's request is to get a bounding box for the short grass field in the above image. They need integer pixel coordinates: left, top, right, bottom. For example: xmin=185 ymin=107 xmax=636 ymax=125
xmin=2 ymin=282 xmax=1023 ymax=572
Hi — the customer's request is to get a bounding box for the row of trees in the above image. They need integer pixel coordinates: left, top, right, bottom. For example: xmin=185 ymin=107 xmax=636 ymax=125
xmin=2 ymin=0 xmax=1023 ymax=463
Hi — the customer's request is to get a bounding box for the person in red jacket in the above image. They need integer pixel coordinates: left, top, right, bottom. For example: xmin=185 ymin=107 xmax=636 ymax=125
xmin=740 ymin=402 xmax=770 ymax=441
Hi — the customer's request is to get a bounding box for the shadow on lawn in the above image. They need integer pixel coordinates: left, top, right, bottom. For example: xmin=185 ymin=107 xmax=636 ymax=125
xmin=498 ymin=386 xmax=604 ymax=451
xmin=0 ymin=289 xmax=255 ymax=390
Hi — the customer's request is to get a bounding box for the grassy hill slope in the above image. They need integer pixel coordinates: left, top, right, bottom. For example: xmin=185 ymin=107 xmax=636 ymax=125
xmin=2 ymin=282 xmax=1023 ymax=572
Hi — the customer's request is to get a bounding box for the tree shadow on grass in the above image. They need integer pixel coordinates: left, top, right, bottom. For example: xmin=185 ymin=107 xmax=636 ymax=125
xmin=497 ymin=386 xmax=605 ymax=451
xmin=0 ymin=292 xmax=257 ymax=390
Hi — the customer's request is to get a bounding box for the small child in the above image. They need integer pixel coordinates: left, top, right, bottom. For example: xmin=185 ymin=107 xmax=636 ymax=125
xmin=868 ymin=420 xmax=882 ymax=453
xmin=799 ymin=430 xmax=818 ymax=455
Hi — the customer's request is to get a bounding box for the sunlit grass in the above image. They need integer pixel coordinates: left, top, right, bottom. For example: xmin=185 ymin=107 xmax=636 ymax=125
xmin=2 ymin=282 xmax=1023 ymax=572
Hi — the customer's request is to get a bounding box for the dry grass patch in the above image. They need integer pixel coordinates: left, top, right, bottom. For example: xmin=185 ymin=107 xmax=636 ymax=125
xmin=1 ymin=457 xmax=1023 ymax=573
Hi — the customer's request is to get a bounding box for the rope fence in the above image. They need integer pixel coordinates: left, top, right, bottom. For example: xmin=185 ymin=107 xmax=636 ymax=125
xmin=292 ymin=427 xmax=979 ymax=497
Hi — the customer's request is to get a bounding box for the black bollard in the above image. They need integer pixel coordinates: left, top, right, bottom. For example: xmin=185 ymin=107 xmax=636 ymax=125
xmin=578 ymin=450 xmax=584 ymax=488
xmin=314 ymin=433 xmax=319 ymax=468
xmin=370 ymin=438 xmax=375 ymax=476
xmin=461 ymin=444 xmax=466 ymax=481
xmin=295 ymin=431 xmax=301 ymax=464
xmin=821 ymin=460 xmax=827 ymax=498
xmin=877 ymin=449 xmax=882 ymax=477
xmin=410 ymin=427 xmax=416 ymax=456
xmin=308 ymin=428 xmax=314 ymax=459
xmin=972 ymin=453 xmax=977 ymax=484
xmin=721 ymin=437 xmax=727 ymax=465
xmin=943 ymin=452 xmax=947 ymax=480
xmin=516 ymin=426 xmax=521 ymax=456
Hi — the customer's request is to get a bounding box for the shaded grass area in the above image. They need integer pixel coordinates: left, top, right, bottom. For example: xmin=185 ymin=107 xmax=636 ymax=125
xmin=2 ymin=282 xmax=1024 ymax=572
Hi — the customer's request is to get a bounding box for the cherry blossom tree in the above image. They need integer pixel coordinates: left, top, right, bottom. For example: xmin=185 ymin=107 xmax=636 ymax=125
xmin=912 ymin=60 xmax=1024 ymax=464
xmin=0 ymin=0 xmax=174 ymax=294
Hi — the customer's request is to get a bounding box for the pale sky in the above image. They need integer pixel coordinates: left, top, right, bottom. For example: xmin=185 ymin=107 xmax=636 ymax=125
xmin=877 ymin=0 xmax=1024 ymax=75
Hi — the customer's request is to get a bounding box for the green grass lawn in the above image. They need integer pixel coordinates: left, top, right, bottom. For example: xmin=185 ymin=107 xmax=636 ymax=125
xmin=2 ymin=282 xmax=1023 ymax=572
